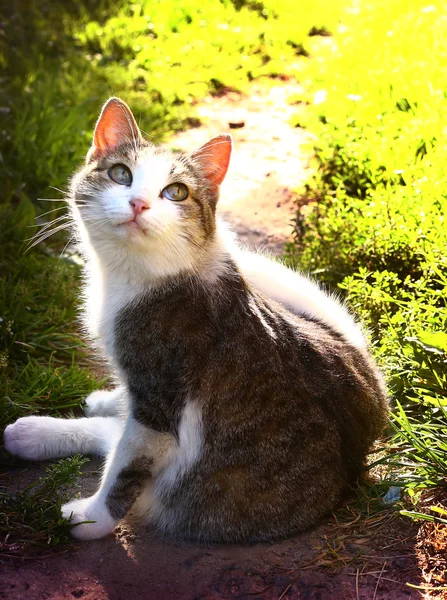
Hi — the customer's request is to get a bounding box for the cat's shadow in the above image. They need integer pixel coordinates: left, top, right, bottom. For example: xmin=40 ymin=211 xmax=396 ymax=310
xmin=51 ymin=459 xmax=323 ymax=597
xmin=3 ymin=458 xmax=419 ymax=599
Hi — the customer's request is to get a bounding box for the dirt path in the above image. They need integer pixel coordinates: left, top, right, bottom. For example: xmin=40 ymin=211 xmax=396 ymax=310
xmin=167 ymin=80 xmax=311 ymax=255
xmin=1 ymin=81 xmax=423 ymax=600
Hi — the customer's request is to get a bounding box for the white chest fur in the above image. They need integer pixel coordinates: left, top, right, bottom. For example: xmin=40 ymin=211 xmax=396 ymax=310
xmin=83 ymin=264 xmax=145 ymax=359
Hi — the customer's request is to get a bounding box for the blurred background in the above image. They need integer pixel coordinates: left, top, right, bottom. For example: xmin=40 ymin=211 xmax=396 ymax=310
xmin=1 ymin=0 xmax=447 ymax=583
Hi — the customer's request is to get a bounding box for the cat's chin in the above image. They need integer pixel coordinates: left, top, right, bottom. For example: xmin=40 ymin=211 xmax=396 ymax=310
xmin=117 ymin=220 xmax=148 ymax=238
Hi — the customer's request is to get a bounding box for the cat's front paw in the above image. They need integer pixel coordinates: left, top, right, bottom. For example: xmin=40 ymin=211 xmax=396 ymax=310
xmin=84 ymin=390 xmax=120 ymax=417
xmin=4 ymin=416 xmax=54 ymax=461
xmin=62 ymin=495 xmax=118 ymax=541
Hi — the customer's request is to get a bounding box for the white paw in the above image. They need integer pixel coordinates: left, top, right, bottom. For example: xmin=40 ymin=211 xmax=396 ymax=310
xmin=84 ymin=390 xmax=119 ymax=417
xmin=62 ymin=495 xmax=118 ymax=540
xmin=4 ymin=416 xmax=55 ymax=461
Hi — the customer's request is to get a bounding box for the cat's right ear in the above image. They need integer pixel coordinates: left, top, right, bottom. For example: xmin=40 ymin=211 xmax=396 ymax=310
xmin=87 ymin=97 xmax=142 ymax=162
xmin=190 ymin=134 xmax=233 ymax=188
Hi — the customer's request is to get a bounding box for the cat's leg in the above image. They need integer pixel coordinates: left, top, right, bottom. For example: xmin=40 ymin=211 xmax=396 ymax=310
xmin=4 ymin=416 xmax=123 ymax=460
xmin=61 ymin=416 xmax=173 ymax=540
xmin=84 ymin=385 xmax=125 ymax=417
xmin=236 ymin=249 xmax=366 ymax=349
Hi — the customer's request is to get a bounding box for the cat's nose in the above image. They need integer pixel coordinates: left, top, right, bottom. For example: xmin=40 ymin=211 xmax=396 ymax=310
xmin=130 ymin=198 xmax=150 ymax=215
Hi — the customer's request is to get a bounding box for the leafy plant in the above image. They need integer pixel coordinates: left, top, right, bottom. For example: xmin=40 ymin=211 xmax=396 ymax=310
xmin=288 ymin=0 xmax=447 ymax=510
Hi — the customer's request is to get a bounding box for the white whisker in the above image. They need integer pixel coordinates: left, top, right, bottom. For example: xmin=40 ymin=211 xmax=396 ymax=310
xmin=36 ymin=206 xmax=67 ymax=219
xmin=59 ymin=235 xmax=76 ymax=259
xmin=25 ymin=222 xmax=72 ymax=251
xmin=27 ymin=214 xmax=70 ymax=234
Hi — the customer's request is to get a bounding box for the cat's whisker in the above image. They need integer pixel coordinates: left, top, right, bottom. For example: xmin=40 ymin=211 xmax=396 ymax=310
xmin=27 ymin=214 xmax=71 ymax=234
xmin=25 ymin=222 xmax=72 ymax=251
xmin=36 ymin=206 xmax=68 ymax=219
xmin=25 ymin=219 xmax=72 ymax=242
xmin=80 ymin=216 xmax=110 ymax=227
xmin=49 ymin=186 xmax=67 ymax=195
xmin=138 ymin=126 xmax=155 ymax=139
xmin=26 ymin=214 xmax=72 ymax=237
xmin=59 ymin=235 xmax=77 ymax=259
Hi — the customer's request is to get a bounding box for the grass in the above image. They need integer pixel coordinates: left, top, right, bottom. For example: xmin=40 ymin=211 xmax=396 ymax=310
xmin=0 ymin=456 xmax=88 ymax=553
xmin=0 ymin=200 xmax=105 ymax=432
xmin=286 ymin=0 xmax=447 ymax=544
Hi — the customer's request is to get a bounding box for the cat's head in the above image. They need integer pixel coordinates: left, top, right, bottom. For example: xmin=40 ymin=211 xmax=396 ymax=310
xmin=69 ymin=97 xmax=232 ymax=278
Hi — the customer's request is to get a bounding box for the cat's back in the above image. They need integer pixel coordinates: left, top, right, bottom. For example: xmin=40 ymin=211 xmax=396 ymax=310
xmin=198 ymin=283 xmax=388 ymax=482
xmin=115 ymin=265 xmax=387 ymax=439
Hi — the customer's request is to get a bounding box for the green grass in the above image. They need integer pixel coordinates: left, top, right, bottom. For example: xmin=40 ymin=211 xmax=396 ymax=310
xmin=287 ymin=0 xmax=447 ymax=512
xmin=0 ymin=199 xmax=105 ymax=432
xmin=1 ymin=456 xmax=89 ymax=551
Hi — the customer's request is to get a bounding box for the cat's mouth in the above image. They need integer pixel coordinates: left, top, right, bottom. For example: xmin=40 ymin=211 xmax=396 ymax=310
xmin=117 ymin=219 xmax=147 ymax=234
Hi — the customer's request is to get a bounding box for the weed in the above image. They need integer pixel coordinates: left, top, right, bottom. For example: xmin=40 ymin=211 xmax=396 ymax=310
xmin=0 ymin=456 xmax=88 ymax=551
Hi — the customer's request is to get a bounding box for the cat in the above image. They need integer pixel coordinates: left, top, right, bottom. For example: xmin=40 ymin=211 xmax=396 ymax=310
xmin=4 ymin=98 xmax=389 ymax=542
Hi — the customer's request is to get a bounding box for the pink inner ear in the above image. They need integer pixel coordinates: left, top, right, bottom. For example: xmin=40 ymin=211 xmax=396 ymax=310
xmin=191 ymin=134 xmax=232 ymax=186
xmin=92 ymin=98 xmax=141 ymax=156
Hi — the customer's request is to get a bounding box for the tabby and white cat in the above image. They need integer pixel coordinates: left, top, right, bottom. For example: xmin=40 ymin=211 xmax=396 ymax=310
xmin=4 ymin=98 xmax=389 ymax=542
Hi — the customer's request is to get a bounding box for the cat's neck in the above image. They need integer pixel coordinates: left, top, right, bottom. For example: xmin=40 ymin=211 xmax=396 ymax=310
xmin=79 ymin=219 xmax=237 ymax=353
xmin=80 ymin=218 xmax=235 ymax=291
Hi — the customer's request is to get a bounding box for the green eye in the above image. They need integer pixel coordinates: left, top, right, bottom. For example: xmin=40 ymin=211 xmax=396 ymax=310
xmin=108 ymin=164 xmax=132 ymax=186
xmin=161 ymin=183 xmax=189 ymax=202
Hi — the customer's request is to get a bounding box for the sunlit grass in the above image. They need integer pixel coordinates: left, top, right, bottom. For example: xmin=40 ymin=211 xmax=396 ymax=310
xmin=288 ymin=0 xmax=447 ymax=508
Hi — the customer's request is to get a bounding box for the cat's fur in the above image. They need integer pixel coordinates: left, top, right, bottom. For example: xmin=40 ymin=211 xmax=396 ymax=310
xmin=4 ymin=98 xmax=389 ymax=542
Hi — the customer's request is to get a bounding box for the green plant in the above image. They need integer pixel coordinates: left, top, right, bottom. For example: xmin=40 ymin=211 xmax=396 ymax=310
xmin=0 ymin=456 xmax=89 ymax=550
xmin=288 ymin=0 xmax=447 ymax=510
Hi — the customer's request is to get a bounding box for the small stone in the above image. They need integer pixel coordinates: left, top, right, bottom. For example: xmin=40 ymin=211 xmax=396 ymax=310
xmin=228 ymin=120 xmax=245 ymax=129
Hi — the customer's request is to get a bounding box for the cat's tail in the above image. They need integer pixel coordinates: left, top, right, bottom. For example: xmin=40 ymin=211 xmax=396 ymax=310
xmin=234 ymin=246 xmax=367 ymax=349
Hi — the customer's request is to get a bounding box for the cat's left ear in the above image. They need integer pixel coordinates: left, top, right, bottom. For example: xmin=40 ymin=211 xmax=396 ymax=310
xmin=87 ymin=97 xmax=142 ymax=162
xmin=190 ymin=134 xmax=232 ymax=187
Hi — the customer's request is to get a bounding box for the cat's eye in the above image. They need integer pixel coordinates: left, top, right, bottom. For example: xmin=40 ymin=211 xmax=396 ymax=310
xmin=108 ymin=164 xmax=132 ymax=186
xmin=161 ymin=183 xmax=189 ymax=202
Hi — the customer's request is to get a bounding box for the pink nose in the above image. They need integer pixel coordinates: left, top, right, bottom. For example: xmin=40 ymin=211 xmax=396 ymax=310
xmin=130 ymin=198 xmax=150 ymax=215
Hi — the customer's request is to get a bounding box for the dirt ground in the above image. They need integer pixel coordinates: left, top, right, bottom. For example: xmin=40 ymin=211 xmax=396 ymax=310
xmin=167 ymin=80 xmax=311 ymax=255
xmin=0 ymin=457 xmax=422 ymax=600
xmin=1 ymin=81 xmax=426 ymax=599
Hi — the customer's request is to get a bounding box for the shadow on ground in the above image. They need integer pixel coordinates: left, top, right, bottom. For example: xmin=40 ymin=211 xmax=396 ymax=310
xmin=1 ymin=460 xmax=421 ymax=600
